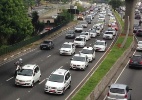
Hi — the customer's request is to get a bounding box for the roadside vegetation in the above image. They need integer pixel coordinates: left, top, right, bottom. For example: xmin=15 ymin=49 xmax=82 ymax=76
xmin=71 ymin=9 xmax=133 ymax=100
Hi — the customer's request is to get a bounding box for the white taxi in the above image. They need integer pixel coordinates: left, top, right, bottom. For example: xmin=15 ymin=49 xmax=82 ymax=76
xmin=59 ymin=42 xmax=75 ymax=55
xmin=74 ymin=36 xmax=86 ymax=47
xmin=80 ymin=47 xmax=95 ymax=62
xmin=94 ymin=40 xmax=107 ymax=51
xmin=70 ymin=54 xmax=89 ymax=70
xmin=79 ymin=31 xmax=91 ymax=40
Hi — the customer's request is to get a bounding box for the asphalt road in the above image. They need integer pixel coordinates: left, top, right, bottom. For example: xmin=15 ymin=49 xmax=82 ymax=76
xmin=0 ymin=10 xmax=116 ymax=100
xmin=102 ymin=13 xmax=142 ymax=100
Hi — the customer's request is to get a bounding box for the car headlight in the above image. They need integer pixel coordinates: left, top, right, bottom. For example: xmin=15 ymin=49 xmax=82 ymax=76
xmin=57 ymin=87 xmax=64 ymax=90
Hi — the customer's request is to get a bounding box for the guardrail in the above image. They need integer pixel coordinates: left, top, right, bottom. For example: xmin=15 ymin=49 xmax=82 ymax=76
xmin=86 ymin=36 xmax=136 ymax=100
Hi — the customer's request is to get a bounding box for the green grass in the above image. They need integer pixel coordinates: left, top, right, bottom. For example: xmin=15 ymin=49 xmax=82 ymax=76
xmin=71 ymin=10 xmax=133 ymax=100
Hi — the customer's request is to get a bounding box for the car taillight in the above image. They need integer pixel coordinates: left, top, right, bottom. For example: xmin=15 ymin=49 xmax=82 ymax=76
xmin=107 ymin=92 xmax=109 ymax=96
xmin=129 ymin=60 xmax=133 ymax=63
xmin=124 ymin=94 xmax=128 ymax=98
xmin=140 ymin=61 xmax=142 ymax=64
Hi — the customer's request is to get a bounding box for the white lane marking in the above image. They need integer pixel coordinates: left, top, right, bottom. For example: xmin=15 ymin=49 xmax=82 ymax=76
xmin=103 ymin=50 xmax=136 ymax=100
xmin=6 ymin=77 xmax=14 ymax=81
xmin=47 ymin=55 xmax=51 ymax=58
xmin=65 ymin=34 xmax=116 ymax=100
xmin=17 ymin=98 xmax=20 ymax=100
xmin=39 ymin=66 xmax=64 ymax=85
xmin=39 ymin=79 xmax=46 ymax=85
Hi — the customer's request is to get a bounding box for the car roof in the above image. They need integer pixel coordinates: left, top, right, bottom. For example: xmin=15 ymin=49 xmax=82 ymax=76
xmin=74 ymin=54 xmax=87 ymax=57
xmin=52 ymin=68 xmax=68 ymax=76
xmin=63 ymin=42 xmax=74 ymax=45
xmin=83 ymin=46 xmax=93 ymax=50
xmin=96 ymin=40 xmax=106 ymax=42
xmin=110 ymin=83 xmax=127 ymax=89
xmin=75 ymin=36 xmax=85 ymax=39
xmin=22 ymin=64 xmax=37 ymax=70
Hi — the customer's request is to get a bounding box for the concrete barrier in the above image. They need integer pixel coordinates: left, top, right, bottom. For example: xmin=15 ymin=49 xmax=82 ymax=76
xmin=86 ymin=37 xmax=136 ymax=100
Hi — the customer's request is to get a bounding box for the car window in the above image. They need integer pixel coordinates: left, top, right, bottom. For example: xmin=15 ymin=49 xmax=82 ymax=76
xmin=35 ymin=66 xmax=39 ymax=73
xmin=65 ymin=72 xmax=70 ymax=81
xmin=75 ymin=38 xmax=83 ymax=41
xmin=73 ymin=56 xmax=86 ymax=62
xmin=62 ymin=44 xmax=71 ymax=48
xmin=110 ymin=88 xmax=125 ymax=94
xmin=49 ymin=74 xmax=64 ymax=83
xmin=18 ymin=69 xmax=33 ymax=76
xmin=81 ymin=49 xmax=93 ymax=54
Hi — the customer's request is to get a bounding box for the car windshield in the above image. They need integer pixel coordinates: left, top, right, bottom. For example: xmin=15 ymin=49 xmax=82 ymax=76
xmin=95 ymin=41 xmax=104 ymax=45
xmin=62 ymin=44 xmax=71 ymax=48
xmin=138 ymin=41 xmax=142 ymax=44
xmin=76 ymin=25 xmax=82 ymax=28
xmin=17 ymin=69 xmax=33 ymax=76
xmin=73 ymin=56 xmax=86 ymax=61
xmin=81 ymin=49 xmax=93 ymax=54
xmin=43 ymin=41 xmax=51 ymax=44
xmin=75 ymin=38 xmax=83 ymax=41
xmin=67 ymin=30 xmax=74 ymax=34
xmin=110 ymin=88 xmax=125 ymax=94
xmin=80 ymin=32 xmax=88 ymax=35
xmin=49 ymin=74 xmax=64 ymax=83
xmin=105 ymin=32 xmax=113 ymax=34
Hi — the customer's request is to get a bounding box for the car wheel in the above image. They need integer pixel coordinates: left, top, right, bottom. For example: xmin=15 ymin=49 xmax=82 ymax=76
xmin=68 ymin=81 xmax=71 ymax=89
xmin=40 ymin=47 xmax=42 ymax=50
xmin=62 ymin=88 xmax=65 ymax=95
xmin=31 ymin=81 xmax=34 ymax=87
xmin=38 ymin=76 xmax=41 ymax=82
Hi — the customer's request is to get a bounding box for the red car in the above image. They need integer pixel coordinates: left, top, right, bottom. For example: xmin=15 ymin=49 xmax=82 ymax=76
xmin=45 ymin=26 xmax=53 ymax=31
xmin=111 ymin=23 xmax=118 ymax=31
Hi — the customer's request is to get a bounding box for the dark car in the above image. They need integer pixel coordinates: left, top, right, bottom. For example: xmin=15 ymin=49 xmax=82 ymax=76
xmin=135 ymin=14 xmax=141 ymax=19
xmin=85 ymin=17 xmax=91 ymax=24
xmin=129 ymin=55 xmax=142 ymax=68
xmin=136 ymin=29 xmax=142 ymax=37
xmin=133 ymin=24 xmax=141 ymax=33
xmin=40 ymin=40 xmax=54 ymax=50
xmin=65 ymin=30 xmax=76 ymax=39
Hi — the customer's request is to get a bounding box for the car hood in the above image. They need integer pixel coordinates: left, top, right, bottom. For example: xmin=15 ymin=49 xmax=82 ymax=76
xmin=103 ymin=34 xmax=113 ymax=36
xmin=45 ymin=81 xmax=64 ymax=87
xmin=71 ymin=61 xmax=86 ymax=64
xmin=80 ymin=53 xmax=92 ymax=57
xmin=60 ymin=48 xmax=71 ymax=51
xmin=16 ymin=75 xmax=32 ymax=81
xmin=94 ymin=45 xmax=105 ymax=48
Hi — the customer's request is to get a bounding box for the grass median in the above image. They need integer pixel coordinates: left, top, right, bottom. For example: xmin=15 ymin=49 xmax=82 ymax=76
xmin=71 ymin=11 xmax=133 ymax=100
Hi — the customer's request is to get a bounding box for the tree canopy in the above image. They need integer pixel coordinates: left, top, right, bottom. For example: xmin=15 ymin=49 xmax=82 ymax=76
xmin=0 ymin=0 xmax=33 ymax=46
xmin=109 ymin=0 xmax=125 ymax=10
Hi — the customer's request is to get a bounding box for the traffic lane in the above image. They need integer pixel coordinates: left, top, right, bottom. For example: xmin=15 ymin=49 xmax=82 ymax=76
xmin=16 ymin=33 xmax=116 ymax=100
xmin=116 ymin=50 xmax=142 ymax=100
xmin=0 ymin=12 xmax=111 ymax=99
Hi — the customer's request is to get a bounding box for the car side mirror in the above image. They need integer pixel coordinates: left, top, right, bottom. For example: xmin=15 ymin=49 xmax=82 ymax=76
xmin=70 ymin=58 xmax=73 ymax=60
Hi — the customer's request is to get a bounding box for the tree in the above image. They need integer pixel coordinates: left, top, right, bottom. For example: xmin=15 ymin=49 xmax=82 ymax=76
xmin=0 ymin=0 xmax=33 ymax=45
xmin=109 ymin=0 xmax=124 ymax=10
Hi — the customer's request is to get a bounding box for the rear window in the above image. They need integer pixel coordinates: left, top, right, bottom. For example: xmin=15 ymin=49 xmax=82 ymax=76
xmin=132 ymin=56 xmax=141 ymax=60
xmin=110 ymin=88 xmax=125 ymax=94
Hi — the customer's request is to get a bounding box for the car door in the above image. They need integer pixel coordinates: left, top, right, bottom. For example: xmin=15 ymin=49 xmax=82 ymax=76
xmin=64 ymin=72 xmax=70 ymax=89
xmin=72 ymin=44 xmax=75 ymax=53
xmin=34 ymin=66 xmax=40 ymax=82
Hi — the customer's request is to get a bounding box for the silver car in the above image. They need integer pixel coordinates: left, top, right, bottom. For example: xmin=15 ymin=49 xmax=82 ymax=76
xmin=107 ymin=83 xmax=132 ymax=100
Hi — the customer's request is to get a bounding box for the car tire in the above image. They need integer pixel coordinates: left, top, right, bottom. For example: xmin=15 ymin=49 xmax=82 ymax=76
xmin=68 ymin=82 xmax=71 ymax=89
xmin=38 ymin=76 xmax=41 ymax=82
xmin=62 ymin=88 xmax=65 ymax=95
xmin=31 ymin=81 xmax=34 ymax=87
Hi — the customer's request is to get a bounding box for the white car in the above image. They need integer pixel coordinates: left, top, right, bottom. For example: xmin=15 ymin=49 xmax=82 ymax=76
xmin=136 ymin=41 xmax=142 ymax=51
xmin=70 ymin=54 xmax=89 ymax=70
xmin=79 ymin=31 xmax=91 ymax=40
xmin=74 ymin=36 xmax=86 ymax=47
xmin=15 ymin=64 xmax=41 ymax=87
xmin=94 ymin=40 xmax=107 ymax=51
xmin=87 ymin=15 xmax=93 ymax=20
xmin=80 ymin=47 xmax=95 ymax=62
xmin=103 ymin=31 xmax=113 ymax=40
xmin=98 ymin=15 xmax=105 ymax=22
xmin=107 ymin=27 xmax=116 ymax=36
xmin=79 ymin=20 xmax=88 ymax=28
xmin=75 ymin=25 xmax=83 ymax=32
xmin=88 ymin=29 xmax=97 ymax=37
xmin=45 ymin=68 xmax=71 ymax=94
xmin=59 ymin=42 xmax=76 ymax=55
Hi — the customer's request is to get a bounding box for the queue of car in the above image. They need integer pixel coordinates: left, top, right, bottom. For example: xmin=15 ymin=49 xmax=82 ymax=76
xmin=14 ymin=4 xmax=122 ymax=96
